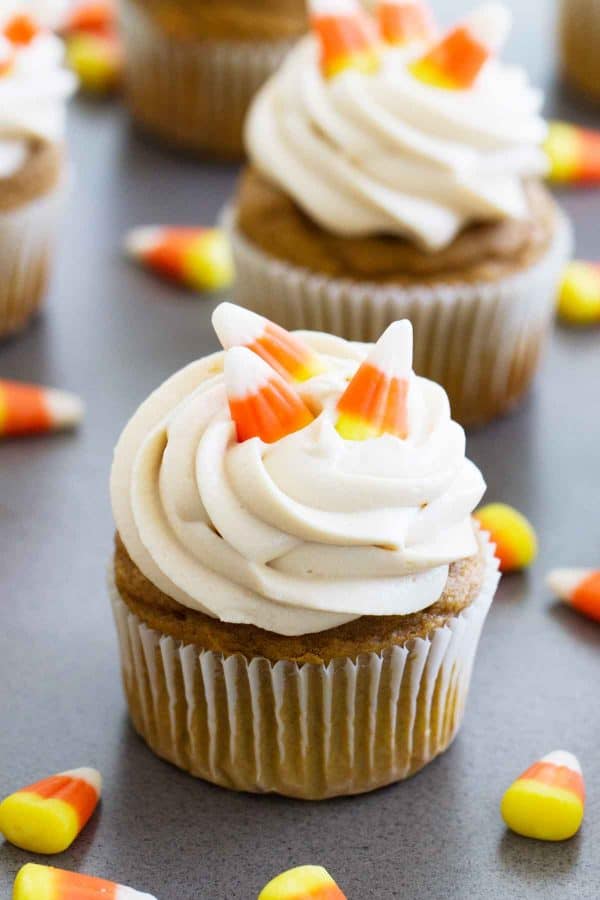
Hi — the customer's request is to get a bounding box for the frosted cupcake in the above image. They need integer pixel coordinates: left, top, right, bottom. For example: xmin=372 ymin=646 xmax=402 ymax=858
xmin=109 ymin=303 xmax=500 ymax=799
xmin=119 ymin=0 xmax=308 ymax=159
xmin=0 ymin=4 xmax=76 ymax=339
xmin=227 ymin=0 xmax=572 ymax=426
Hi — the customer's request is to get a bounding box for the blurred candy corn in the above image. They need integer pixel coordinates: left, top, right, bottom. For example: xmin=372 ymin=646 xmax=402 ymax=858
xmin=501 ymin=751 xmax=585 ymax=841
xmin=309 ymin=0 xmax=380 ymax=78
xmin=125 ymin=226 xmax=234 ymax=293
xmin=0 ymin=36 xmax=14 ymax=76
xmin=259 ymin=865 xmax=347 ymax=900
xmin=0 ymin=380 xmax=83 ymax=438
xmin=3 ymin=14 xmax=40 ymax=45
xmin=545 ymin=121 xmax=600 ymax=185
xmin=336 ymin=320 xmax=413 ymax=441
xmin=377 ymin=0 xmax=435 ymax=46
xmin=212 ymin=303 xmax=324 ymax=383
xmin=410 ymin=2 xmax=511 ymax=90
xmin=61 ymin=1 xmax=116 ymax=37
xmin=473 ymin=503 xmax=537 ymax=573
xmin=557 ymin=261 xmax=600 ymax=326
xmin=0 ymin=768 xmax=101 ymax=854
xmin=66 ymin=31 xmax=121 ymax=94
xmin=225 ymin=347 xmax=314 ymax=444
xmin=13 ymin=864 xmax=157 ymax=900
xmin=547 ymin=569 xmax=600 ymax=624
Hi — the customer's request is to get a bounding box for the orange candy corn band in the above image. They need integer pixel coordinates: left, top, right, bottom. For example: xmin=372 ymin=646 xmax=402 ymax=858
xmin=518 ymin=761 xmax=585 ymax=803
xmin=22 ymin=774 xmax=99 ymax=828
xmin=311 ymin=4 xmax=380 ymax=78
xmin=545 ymin=122 xmax=600 ymax=185
xmin=125 ymin=226 xmax=234 ymax=291
xmin=411 ymin=26 xmax=487 ymax=89
xmin=4 ymin=15 xmax=39 ymax=45
xmin=572 ymin=572 xmax=600 ymax=620
xmin=378 ymin=1 xmax=435 ymax=45
xmin=63 ymin=2 xmax=116 ymax=36
xmin=0 ymin=381 xmax=51 ymax=435
xmin=337 ymin=363 xmax=409 ymax=439
xmin=212 ymin=303 xmax=324 ymax=383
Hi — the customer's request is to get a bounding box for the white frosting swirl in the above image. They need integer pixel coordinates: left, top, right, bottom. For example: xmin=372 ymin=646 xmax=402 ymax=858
xmin=111 ymin=333 xmax=485 ymax=636
xmin=245 ymin=35 xmax=548 ymax=251
xmin=0 ymin=4 xmax=76 ymax=145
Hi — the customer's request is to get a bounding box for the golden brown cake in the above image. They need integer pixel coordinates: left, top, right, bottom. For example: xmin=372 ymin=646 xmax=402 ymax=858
xmin=119 ymin=0 xmax=308 ymax=158
xmin=559 ymin=0 xmax=600 ymax=102
xmin=109 ymin=307 xmax=500 ymax=799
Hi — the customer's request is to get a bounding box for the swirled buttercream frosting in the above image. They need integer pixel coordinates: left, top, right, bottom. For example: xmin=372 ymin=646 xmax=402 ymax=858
xmin=111 ymin=308 xmax=486 ymax=636
xmin=245 ymin=3 xmax=547 ymax=251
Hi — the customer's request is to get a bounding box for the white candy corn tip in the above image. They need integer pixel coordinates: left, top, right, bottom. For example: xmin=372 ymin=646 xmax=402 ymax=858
xmin=212 ymin=302 xmax=266 ymax=350
xmin=369 ymin=320 xmax=413 ymax=378
xmin=117 ymin=887 xmax=158 ymax=900
xmin=541 ymin=750 xmax=582 ymax=774
xmin=309 ymin=0 xmax=361 ymax=15
xmin=546 ymin=568 xmax=590 ymax=600
xmin=60 ymin=767 xmax=102 ymax=795
xmin=225 ymin=347 xmax=274 ymax=398
xmin=124 ymin=226 xmax=164 ymax=258
xmin=46 ymin=388 xmax=84 ymax=430
xmin=466 ymin=2 xmax=511 ymax=52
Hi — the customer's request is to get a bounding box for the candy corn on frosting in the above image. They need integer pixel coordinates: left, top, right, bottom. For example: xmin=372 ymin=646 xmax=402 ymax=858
xmin=111 ymin=305 xmax=486 ymax=637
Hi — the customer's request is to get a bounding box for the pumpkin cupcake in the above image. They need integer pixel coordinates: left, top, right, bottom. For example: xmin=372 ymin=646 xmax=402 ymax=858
xmin=119 ymin=0 xmax=308 ymax=159
xmin=226 ymin=0 xmax=572 ymax=426
xmin=109 ymin=303 xmax=500 ymax=799
xmin=0 ymin=4 xmax=76 ymax=339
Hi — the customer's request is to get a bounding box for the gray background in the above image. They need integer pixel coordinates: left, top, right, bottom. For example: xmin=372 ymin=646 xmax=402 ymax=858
xmin=1 ymin=1 xmax=599 ymax=897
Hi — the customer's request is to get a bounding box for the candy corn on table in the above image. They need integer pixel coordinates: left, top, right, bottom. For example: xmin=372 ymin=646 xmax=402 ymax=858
xmin=1 ymin=0 xmax=600 ymax=897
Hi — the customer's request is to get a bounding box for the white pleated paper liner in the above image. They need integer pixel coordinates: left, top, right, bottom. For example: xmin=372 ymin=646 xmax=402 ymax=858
xmin=109 ymin=531 xmax=500 ymax=800
xmin=120 ymin=0 xmax=298 ymax=159
xmin=0 ymin=179 xmax=66 ymax=340
xmin=223 ymin=206 xmax=572 ymax=427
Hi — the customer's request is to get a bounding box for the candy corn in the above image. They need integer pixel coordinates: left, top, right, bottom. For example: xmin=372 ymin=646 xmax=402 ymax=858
xmin=544 ymin=121 xmax=600 ymax=185
xmin=336 ymin=320 xmax=412 ymax=441
xmin=13 ymin=864 xmax=157 ymax=900
xmin=212 ymin=303 xmax=324 ymax=383
xmin=410 ymin=2 xmax=511 ymax=90
xmin=377 ymin=0 xmax=435 ymax=46
xmin=473 ymin=503 xmax=537 ymax=573
xmin=259 ymin=865 xmax=347 ymax=900
xmin=0 ymin=380 xmax=83 ymax=438
xmin=501 ymin=751 xmax=585 ymax=841
xmin=125 ymin=226 xmax=234 ymax=293
xmin=61 ymin=1 xmax=116 ymax=37
xmin=3 ymin=14 xmax=39 ymax=45
xmin=310 ymin=0 xmax=380 ymax=79
xmin=0 ymin=768 xmax=101 ymax=854
xmin=66 ymin=31 xmax=122 ymax=94
xmin=547 ymin=569 xmax=600 ymax=623
xmin=557 ymin=261 xmax=600 ymax=326
xmin=0 ymin=35 xmax=14 ymax=76
xmin=225 ymin=347 xmax=314 ymax=444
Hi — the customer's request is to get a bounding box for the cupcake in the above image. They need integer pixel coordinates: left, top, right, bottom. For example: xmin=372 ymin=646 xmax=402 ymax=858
xmin=559 ymin=0 xmax=600 ymax=102
xmin=109 ymin=303 xmax=500 ymax=799
xmin=119 ymin=0 xmax=308 ymax=159
xmin=226 ymin=0 xmax=572 ymax=426
xmin=0 ymin=4 xmax=76 ymax=340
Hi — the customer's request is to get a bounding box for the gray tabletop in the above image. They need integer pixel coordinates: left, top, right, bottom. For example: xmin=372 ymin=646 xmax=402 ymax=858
xmin=1 ymin=1 xmax=600 ymax=898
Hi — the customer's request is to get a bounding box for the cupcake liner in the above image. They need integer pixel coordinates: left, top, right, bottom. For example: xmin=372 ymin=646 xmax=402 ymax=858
xmin=559 ymin=0 xmax=600 ymax=101
xmin=109 ymin=532 xmax=499 ymax=800
xmin=0 ymin=180 xmax=66 ymax=340
xmin=224 ymin=207 xmax=572 ymax=427
xmin=120 ymin=0 xmax=297 ymax=158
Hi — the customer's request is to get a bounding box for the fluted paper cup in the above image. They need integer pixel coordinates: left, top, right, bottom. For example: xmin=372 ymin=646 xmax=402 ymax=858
xmin=109 ymin=532 xmax=499 ymax=800
xmin=224 ymin=207 xmax=572 ymax=427
xmin=120 ymin=0 xmax=297 ymax=159
xmin=0 ymin=180 xmax=66 ymax=340
xmin=560 ymin=0 xmax=600 ymax=101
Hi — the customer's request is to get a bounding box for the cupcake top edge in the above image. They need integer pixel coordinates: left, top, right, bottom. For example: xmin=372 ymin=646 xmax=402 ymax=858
xmin=0 ymin=2 xmax=76 ymax=157
xmin=111 ymin=304 xmax=486 ymax=637
xmin=245 ymin=0 xmax=548 ymax=253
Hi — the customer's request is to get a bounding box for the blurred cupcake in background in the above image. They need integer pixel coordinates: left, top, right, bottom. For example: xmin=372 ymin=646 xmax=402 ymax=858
xmin=559 ymin=0 xmax=600 ymax=102
xmin=0 ymin=3 xmax=76 ymax=340
xmin=227 ymin=0 xmax=572 ymax=426
xmin=119 ymin=0 xmax=308 ymax=159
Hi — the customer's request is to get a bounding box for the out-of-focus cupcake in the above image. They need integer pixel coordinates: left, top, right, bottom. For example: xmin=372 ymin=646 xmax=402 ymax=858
xmin=226 ymin=0 xmax=572 ymax=426
xmin=0 ymin=3 xmax=76 ymax=339
xmin=109 ymin=303 xmax=500 ymax=799
xmin=559 ymin=0 xmax=600 ymax=102
xmin=119 ymin=0 xmax=308 ymax=159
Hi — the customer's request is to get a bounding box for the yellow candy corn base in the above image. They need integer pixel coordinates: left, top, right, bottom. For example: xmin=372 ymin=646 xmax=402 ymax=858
xmin=0 ymin=179 xmax=66 ymax=340
xmin=501 ymin=780 xmax=584 ymax=842
xmin=109 ymin=532 xmax=499 ymax=800
xmin=224 ymin=208 xmax=572 ymax=428
xmin=0 ymin=793 xmax=80 ymax=855
xmin=120 ymin=0 xmax=297 ymax=159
